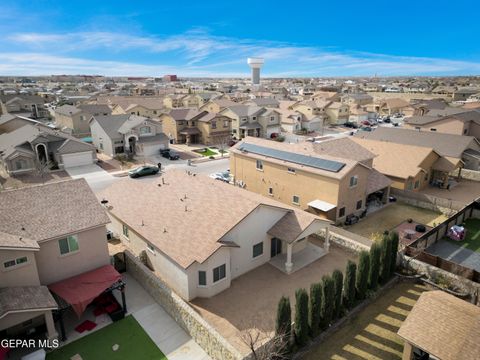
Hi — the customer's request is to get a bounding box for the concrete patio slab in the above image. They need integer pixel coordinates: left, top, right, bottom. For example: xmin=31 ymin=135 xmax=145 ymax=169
xmin=269 ymin=242 xmax=326 ymax=274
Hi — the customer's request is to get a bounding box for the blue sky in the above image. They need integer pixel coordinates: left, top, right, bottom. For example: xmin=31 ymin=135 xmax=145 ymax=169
xmin=1 ymin=0 xmax=479 ymax=77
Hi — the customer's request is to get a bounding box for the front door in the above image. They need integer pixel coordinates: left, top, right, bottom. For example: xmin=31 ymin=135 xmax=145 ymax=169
xmin=271 ymin=238 xmax=282 ymax=258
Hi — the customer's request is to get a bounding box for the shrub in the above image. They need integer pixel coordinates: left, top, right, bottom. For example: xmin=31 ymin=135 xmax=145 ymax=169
xmin=389 ymin=231 xmax=400 ymax=276
xmin=309 ymin=283 xmax=322 ymax=337
xmin=343 ymin=261 xmax=357 ymax=309
xmin=368 ymin=242 xmax=381 ymax=290
xmin=332 ymin=269 xmax=343 ymax=319
xmin=380 ymin=234 xmax=392 ymax=283
xmin=294 ymin=289 xmax=309 ymax=346
xmin=356 ymin=250 xmax=370 ymax=300
xmin=320 ymin=275 xmax=335 ymax=329
xmin=276 ymin=296 xmax=292 ymax=341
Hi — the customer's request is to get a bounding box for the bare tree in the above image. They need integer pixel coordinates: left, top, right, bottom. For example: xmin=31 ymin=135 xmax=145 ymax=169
xmin=240 ymin=326 xmax=289 ymax=360
xmin=34 ymin=159 xmax=49 ymax=184
xmin=216 ymin=134 xmax=232 ymax=158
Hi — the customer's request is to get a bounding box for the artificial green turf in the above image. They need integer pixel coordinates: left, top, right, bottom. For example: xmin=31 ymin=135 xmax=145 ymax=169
xmin=445 ymin=218 xmax=480 ymax=253
xmin=47 ymin=315 xmax=166 ymax=360
xmin=195 ymin=148 xmax=217 ymax=157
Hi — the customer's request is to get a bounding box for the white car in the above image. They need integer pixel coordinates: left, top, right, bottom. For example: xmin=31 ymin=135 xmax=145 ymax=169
xmin=209 ymin=171 xmax=230 ymax=183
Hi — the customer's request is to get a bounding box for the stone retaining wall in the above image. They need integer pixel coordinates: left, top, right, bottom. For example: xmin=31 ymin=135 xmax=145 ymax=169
xmin=316 ymin=227 xmax=372 ymax=255
xmin=456 ymin=168 xmax=480 ymax=182
xmin=124 ymin=250 xmax=244 ymax=360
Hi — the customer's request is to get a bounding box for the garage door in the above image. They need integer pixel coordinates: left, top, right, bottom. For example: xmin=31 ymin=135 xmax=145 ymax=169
xmin=266 ymin=126 xmax=281 ymax=137
xmin=62 ymin=151 xmax=94 ymax=168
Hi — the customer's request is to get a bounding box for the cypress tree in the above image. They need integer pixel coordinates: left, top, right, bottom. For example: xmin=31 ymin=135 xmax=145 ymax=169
xmin=380 ymin=234 xmax=392 ymax=283
xmin=356 ymin=250 xmax=370 ymax=300
xmin=343 ymin=260 xmax=357 ymax=309
xmin=275 ymin=296 xmax=292 ymax=340
xmin=320 ymin=275 xmax=335 ymax=329
xmin=368 ymin=241 xmax=381 ymax=290
xmin=389 ymin=231 xmax=400 ymax=276
xmin=309 ymin=283 xmax=322 ymax=337
xmin=332 ymin=269 xmax=343 ymax=319
xmin=294 ymin=288 xmax=309 ymax=347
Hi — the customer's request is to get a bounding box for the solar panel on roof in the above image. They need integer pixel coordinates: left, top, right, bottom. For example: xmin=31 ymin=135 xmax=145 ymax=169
xmin=239 ymin=143 xmax=345 ymax=173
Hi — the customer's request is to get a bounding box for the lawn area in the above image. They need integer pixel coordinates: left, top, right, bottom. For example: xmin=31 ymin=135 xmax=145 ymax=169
xmin=302 ymin=282 xmax=428 ymax=360
xmin=47 ymin=316 xmax=166 ymax=360
xmin=445 ymin=218 xmax=480 ymax=253
xmin=347 ymin=203 xmax=447 ymax=240
xmin=193 ymin=148 xmax=217 ymax=157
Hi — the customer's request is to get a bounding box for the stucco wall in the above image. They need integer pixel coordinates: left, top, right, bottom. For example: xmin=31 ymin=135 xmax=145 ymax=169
xmin=0 ymin=249 xmax=40 ymax=287
xmin=35 ymin=225 xmax=109 ymax=285
xmin=90 ymin=119 xmax=116 ymax=157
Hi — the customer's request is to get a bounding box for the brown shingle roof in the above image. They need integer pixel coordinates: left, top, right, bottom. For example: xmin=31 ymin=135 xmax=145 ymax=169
xmin=0 ymin=179 xmax=110 ymax=243
xmin=398 ymin=291 xmax=480 ymax=360
xmin=0 ymin=286 xmax=57 ymax=318
xmin=100 ymin=170 xmax=324 ymax=269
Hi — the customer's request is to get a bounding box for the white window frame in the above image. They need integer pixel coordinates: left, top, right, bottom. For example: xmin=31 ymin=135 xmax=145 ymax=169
xmin=3 ymin=256 xmax=28 ymax=270
xmin=147 ymin=243 xmax=156 ymax=255
xmin=349 ymin=175 xmax=358 ymax=188
xmin=287 ymin=167 xmax=296 ymax=174
xmin=198 ymin=270 xmax=207 ymax=287
xmin=292 ymin=195 xmax=300 ymax=205
xmin=58 ymin=235 xmax=79 ymax=256
xmin=213 ymin=264 xmax=226 ymax=283
xmin=122 ymin=224 xmax=129 ymax=240
xmin=256 ymin=160 xmax=263 ymax=171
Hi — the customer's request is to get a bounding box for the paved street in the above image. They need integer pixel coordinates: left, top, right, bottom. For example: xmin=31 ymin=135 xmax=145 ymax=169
xmin=66 ymin=164 xmax=120 ymax=193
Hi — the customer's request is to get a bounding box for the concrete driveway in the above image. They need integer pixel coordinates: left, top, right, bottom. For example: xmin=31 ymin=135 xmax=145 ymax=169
xmin=66 ymin=164 xmax=119 ymax=193
xmin=118 ymin=273 xmax=210 ymax=360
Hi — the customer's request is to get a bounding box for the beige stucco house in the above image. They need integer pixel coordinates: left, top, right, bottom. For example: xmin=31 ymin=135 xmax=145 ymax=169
xmin=230 ymin=137 xmax=392 ymax=224
xmin=0 ymin=179 xmax=111 ymax=341
xmin=100 ymin=170 xmax=330 ymax=301
xmin=220 ymin=105 xmax=281 ymax=139
xmin=54 ymin=104 xmax=112 ymax=137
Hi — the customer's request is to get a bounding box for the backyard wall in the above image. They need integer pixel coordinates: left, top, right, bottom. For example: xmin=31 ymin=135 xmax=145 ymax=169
xmin=455 ymin=168 xmax=480 ymax=182
xmin=316 ymin=227 xmax=372 ymax=254
xmin=390 ymin=189 xmax=463 ymax=215
xmin=124 ymin=250 xmax=244 ymax=360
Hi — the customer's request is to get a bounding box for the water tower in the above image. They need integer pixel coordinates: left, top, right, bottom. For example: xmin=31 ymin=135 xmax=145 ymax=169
xmin=247 ymin=58 xmax=264 ymax=85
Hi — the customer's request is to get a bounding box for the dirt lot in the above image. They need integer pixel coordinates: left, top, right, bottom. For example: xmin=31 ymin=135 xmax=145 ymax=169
xmin=347 ymin=203 xmax=447 ymax=240
xmin=421 ymin=179 xmax=480 ymax=205
xmin=190 ymin=241 xmax=357 ymax=355
xmin=302 ymin=282 xmax=428 ymax=360
xmin=0 ymin=168 xmax=71 ymax=190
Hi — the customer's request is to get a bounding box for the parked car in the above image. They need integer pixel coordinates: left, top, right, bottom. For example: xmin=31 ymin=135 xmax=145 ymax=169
xmin=209 ymin=170 xmax=231 ymax=183
xmin=160 ymin=148 xmax=180 ymax=160
xmin=383 ymin=117 xmax=391 ymax=123
xmin=228 ymin=139 xmax=238 ymax=147
xmin=361 ymin=120 xmax=372 ymax=126
xmin=344 ymin=121 xmax=358 ymax=129
xmin=270 ymin=132 xmax=280 ymax=139
xmin=360 ymin=126 xmax=373 ymax=132
xmin=128 ymin=165 xmax=159 ymax=178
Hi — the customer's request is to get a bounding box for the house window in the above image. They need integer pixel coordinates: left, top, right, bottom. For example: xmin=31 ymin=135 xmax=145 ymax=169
xmin=15 ymin=159 xmax=28 ymax=170
xmin=356 ymin=200 xmax=363 ymax=210
xmin=213 ymin=264 xmax=226 ymax=283
xmin=114 ymin=140 xmax=124 ymax=144
xmin=178 ymin=121 xmax=184 ymax=125
xmin=252 ymin=242 xmax=264 ymax=258
xmin=211 ymin=121 xmax=217 ymax=129
xmin=232 ymin=129 xmax=237 ymax=134
xmin=58 ymin=235 xmax=79 ymax=255
xmin=464 ymin=129 xmax=468 ymax=135
xmin=292 ymin=195 xmax=300 ymax=205
xmin=80 ymin=115 xmax=86 ymax=121
xmin=147 ymin=243 xmax=155 ymax=254
xmin=339 ymin=207 xmax=346 ymax=218
xmin=349 ymin=175 xmax=358 ymax=187
xmin=256 ymin=160 xmax=263 ymax=170
xmin=287 ymin=167 xmax=296 ymax=174
xmin=414 ymin=180 xmax=420 ymax=189
xmin=99 ymin=143 xmax=104 ymax=150
xmin=415 ymin=127 xmax=421 ymax=130
xmin=268 ymin=187 xmax=273 ymax=196
xmin=270 ymin=116 xmax=275 ymax=121
xmin=139 ymin=126 xmax=151 ymax=134
xmin=122 ymin=224 xmax=129 ymax=238
xmin=224 ymin=120 xmax=229 ymax=127
xmin=191 ymin=121 xmax=196 ymax=126
xmin=430 ymin=128 xmax=437 ymax=132
xmin=153 ymin=110 xmax=157 ymax=115
xmin=252 ymin=116 xmax=257 ymax=120
xmin=3 ymin=256 xmax=28 ymax=269
xmin=198 ymin=271 xmax=207 ymax=286
xmin=407 ymin=181 xmax=413 ymax=190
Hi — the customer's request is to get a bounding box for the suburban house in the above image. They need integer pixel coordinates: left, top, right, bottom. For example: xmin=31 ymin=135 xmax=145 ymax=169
xmin=373 ymin=98 xmax=414 ymax=116
xmin=0 ymin=95 xmax=48 ymax=119
xmin=220 ymin=105 xmax=281 ymax=139
xmin=163 ymin=94 xmax=188 ymax=108
xmin=0 ymin=124 xmax=97 ymax=174
xmin=181 ymin=93 xmax=218 ymax=108
xmin=100 ymin=170 xmax=330 ymax=301
xmin=0 ymin=114 xmax=44 ymax=135
xmin=243 ymin=98 xmax=280 ymax=108
xmin=89 ymin=114 xmax=168 ymax=157
xmin=0 ymin=179 xmax=111 ymax=341
xmin=403 ymin=110 xmax=480 ymax=138
xmin=96 ymin=96 xmax=166 ymax=118
xmin=54 ymin=104 xmax=112 ymax=137
xmin=398 ymin=291 xmax=480 ymax=360
xmin=341 ymin=93 xmax=373 ymax=106
xmin=452 ymin=87 xmax=479 ymax=102
xmin=324 ymin=101 xmax=350 ymax=125
xmin=159 ymin=108 xmax=232 ymax=145
xmin=352 ymin=137 xmax=462 ymax=190
xmin=230 ymin=136 xmax=392 ymax=224
xmin=277 ymin=108 xmax=323 ymax=133
xmin=356 ymin=127 xmax=480 ymax=170
xmin=199 ymin=98 xmax=237 ymax=113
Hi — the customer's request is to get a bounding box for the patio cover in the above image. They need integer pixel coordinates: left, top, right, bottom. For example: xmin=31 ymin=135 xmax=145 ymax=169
xmin=307 ymin=199 xmax=336 ymax=212
xmin=48 ymin=265 xmax=121 ymax=317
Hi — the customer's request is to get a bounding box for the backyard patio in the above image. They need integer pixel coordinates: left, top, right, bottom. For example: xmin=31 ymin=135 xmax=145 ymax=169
xmin=190 ymin=239 xmax=357 ymax=355
xmin=302 ymin=282 xmax=428 ymax=360
xmin=347 ymin=203 xmax=447 ymax=240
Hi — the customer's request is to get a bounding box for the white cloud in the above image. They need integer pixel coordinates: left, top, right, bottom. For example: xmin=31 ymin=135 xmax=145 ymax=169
xmin=3 ymin=30 xmax=480 ymax=76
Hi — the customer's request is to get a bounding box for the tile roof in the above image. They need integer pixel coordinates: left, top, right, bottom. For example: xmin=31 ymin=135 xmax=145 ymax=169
xmin=99 ymin=170 xmax=324 ymax=269
xmin=398 ymin=291 xmax=480 ymax=360
xmin=0 ymin=178 xmax=110 ymax=243
xmin=354 ymin=127 xmax=479 ymax=158
xmin=0 ymin=286 xmax=57 ymax=318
